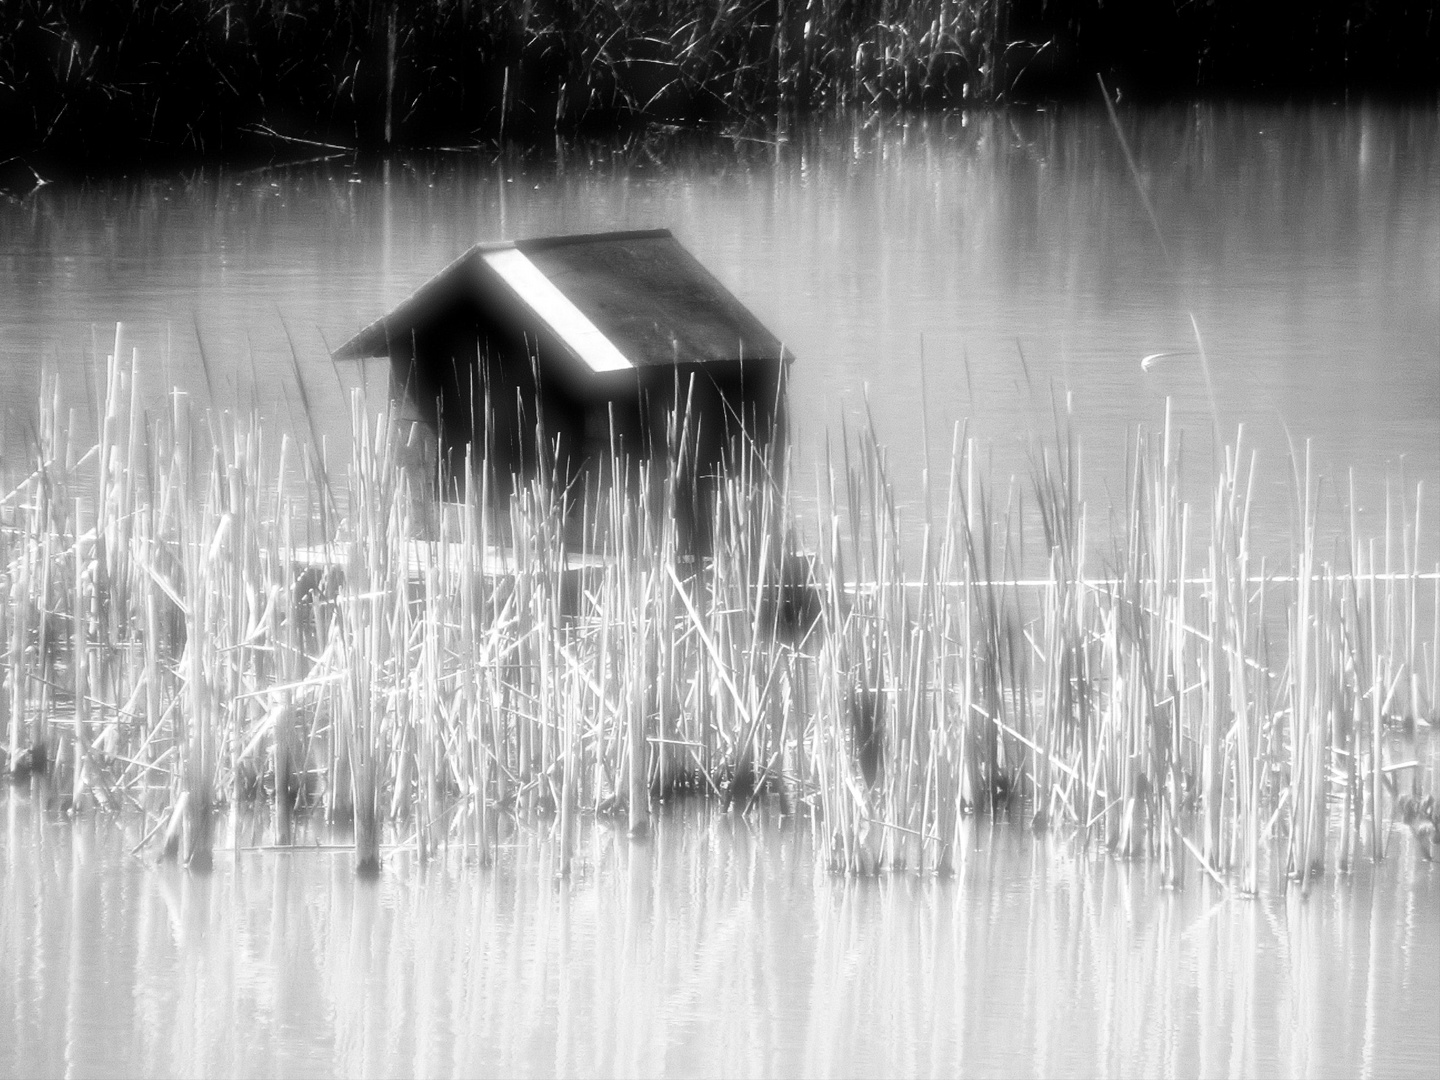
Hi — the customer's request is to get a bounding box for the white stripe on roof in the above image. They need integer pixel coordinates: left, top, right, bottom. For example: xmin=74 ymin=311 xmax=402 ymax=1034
xmin=481 ymin=248 xmax=632 ymax=373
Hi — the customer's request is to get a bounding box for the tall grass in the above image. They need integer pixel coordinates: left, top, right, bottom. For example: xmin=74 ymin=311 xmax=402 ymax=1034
xmin=5 ymin=1 xmax=1431 ymax=174
xmin=3 ymin=0 xmax=1014 ymax=169
xmin=1 ymin=333 xmax=1435 ymax=891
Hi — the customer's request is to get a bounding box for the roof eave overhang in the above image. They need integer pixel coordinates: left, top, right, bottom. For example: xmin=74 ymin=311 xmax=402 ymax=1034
xmin=331 ymin=243 xmax=497 ymax=361
xmin=331 ymin=229 xmax=793 ymax=371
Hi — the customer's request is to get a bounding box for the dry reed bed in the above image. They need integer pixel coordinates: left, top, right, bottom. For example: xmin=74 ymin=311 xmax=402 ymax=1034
xmin=8 ymin=1 xmax=1430 ymax=174
xmin=2 ymin=340 xmax=1436 ymax=891
xmin=4 ymin=0 xmax=1007 ymax=168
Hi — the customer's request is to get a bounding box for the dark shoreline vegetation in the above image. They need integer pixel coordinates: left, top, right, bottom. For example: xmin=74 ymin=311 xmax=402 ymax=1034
xmin=1 ymin=1 xmax=1436 ymax=177
xmin=2 ymin=335 xmax=1437 ymax=888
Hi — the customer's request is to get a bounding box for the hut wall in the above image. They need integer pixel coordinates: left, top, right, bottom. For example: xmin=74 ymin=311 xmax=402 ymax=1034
xmin=390 ymin=300 xmax=786 ymax=554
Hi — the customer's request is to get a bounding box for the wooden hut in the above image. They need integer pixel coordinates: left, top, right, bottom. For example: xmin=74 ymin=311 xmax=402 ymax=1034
xmin=333 ymin=229 xmax=792 ymax=510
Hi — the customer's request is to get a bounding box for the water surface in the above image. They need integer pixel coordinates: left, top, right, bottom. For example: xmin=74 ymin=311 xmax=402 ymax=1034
xmin=2 ymin=105 xmax=1436 ymax=559
xmin=3 ymin=104 xmax=1439 ymax=1078
xmin=3 ymin=794 xmax=1438 ymax=1079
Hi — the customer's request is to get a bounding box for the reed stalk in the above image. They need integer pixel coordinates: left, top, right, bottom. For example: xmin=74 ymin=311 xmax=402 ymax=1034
xmin=2 ymin=332 xmax=1435 ymax=893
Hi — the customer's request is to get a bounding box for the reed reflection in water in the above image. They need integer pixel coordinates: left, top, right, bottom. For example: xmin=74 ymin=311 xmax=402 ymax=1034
xmin=2 ymin=793 xmax=1435 ymax=1078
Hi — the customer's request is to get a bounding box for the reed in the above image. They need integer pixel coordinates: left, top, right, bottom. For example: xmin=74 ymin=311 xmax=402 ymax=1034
xmin=1 ymin=332 xmax=1435 ymax=891
xmin=6 ymin=2 xmax=1427 ymax=175
xmin=4 ymin=0 xmax=1016 ymax=170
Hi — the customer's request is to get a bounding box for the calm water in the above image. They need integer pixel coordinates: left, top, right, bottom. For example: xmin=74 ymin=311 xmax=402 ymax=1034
xmin=3 ymin=105 xmax=1440 ymax=1078
xmin=3 ymin=792 xmax=1438 ymax=1080
xmin=1 ymin=105 xmax=1437 ymax=558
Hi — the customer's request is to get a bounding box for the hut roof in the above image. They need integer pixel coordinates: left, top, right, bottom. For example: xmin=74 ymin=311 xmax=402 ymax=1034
xmin=332 ymin=229 xmax=791 ymax=372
